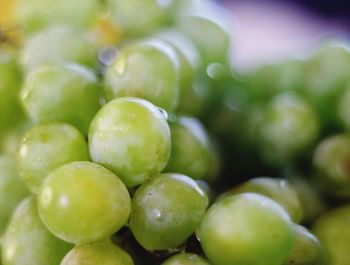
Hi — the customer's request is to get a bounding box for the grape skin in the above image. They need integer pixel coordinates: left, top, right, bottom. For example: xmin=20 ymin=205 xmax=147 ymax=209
xmin=60 ymin=239 xmax=134 ymax=265
xmin=2 ymin=196 xmax=72 ymax=265
xmin=17 ymin=123 xmax=90 ymax=193
xmin=37 ymin=161 xmax=131 ymax=244
xmin=89 ymin=97 xmax=171 ymax=187
xmin=198 ymin=193 xmax=295 ymax=265
xmin=129 ymin=173 xmax=209 ymax=251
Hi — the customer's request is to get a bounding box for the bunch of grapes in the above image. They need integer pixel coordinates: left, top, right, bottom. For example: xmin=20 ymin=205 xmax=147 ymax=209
xmin=0 ymin=0 xmax=349 ymax=264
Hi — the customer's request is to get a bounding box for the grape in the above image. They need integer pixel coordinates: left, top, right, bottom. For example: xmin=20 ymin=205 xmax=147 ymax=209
xmin=198 ymin=193 xmax=295 ymax=265
xmin=302 ymin=40 xmax=350 ymax=128
xmin=244 ymin=59 xmax=307 ymax=102
xmin=17 ymin=123 xmax=90 ymax=193
xmin=0 ymin=50 xmax=24 ymax=134
xmin=89 ymin=97 xmax=171 ymax=187
xmin=313 ymin=204 xmax=350 ymax=265
xmin=284 ymin=224 xmax=324 ymax=265
xmin=104 ymin=39 xmax=180 ymax=113
xmin=176 ymin=15 xmax=231 ymax=70
xmin=0 ymin=155 xmax=28 ymax=235
xmin=337 ymin=86 xmax=350 ymax=132
xmin=61 ymin=239 xmax=134 ymax=265
xmin=312 ymin=134 xmax=350 ymax=199
xmin=37 ymin=161 xmax=131 ymax=244
xmin=258 ymin=91 xmax=320 ymax=167
xmin=287 ymin=175 xmax=325 ymax=223
xmin=107 ymin=0 xmax=172 ymax=37
xmin=221 ymin=177 xmax=303 ymax=222
xmin=129 ymin=173 xmax=208 ymax=251
xmin=165 ymin=116 xmax=212 ymax=180
xmin=20 ymin=26 xmax=97 ymax=73
xmin=20 ymin=63 xmax=101 ymax=134
xmin=2 ymin=196 xmax=72 ymax=265
xmin=15 ymin=0 xmax=102 ymax=34
xmin=161 ymin=253 xmax=210 ymax=265
xmin=154 ymin=29 xmax=205 ymax=116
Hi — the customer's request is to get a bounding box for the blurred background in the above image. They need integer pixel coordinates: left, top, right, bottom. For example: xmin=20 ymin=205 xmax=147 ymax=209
xmin=218 ymin=0 xmax=350 ymax=70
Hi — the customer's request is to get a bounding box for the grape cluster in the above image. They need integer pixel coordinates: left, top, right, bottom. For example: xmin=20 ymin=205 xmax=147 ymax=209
xmin=0 ymin=0 xmax=349 ymax=265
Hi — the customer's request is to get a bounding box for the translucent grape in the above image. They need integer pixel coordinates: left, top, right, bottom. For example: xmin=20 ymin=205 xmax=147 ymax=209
xmin=161 ymin=253 xmax=210 ymax=265
xmin=89 ymin=97 xmax=171 ymax=187
xmin=0 ymin=155 xmax=28 ymax=235
xmin=165 ymin=116 xmax=212 ymax=180
xmin=198 ymin=193 xmax=295 ymax=265
xmin=17 ymin=123 xmax=90 ymax=193
xmin=37 ymin=161 xmax=131 ymax=244
xmin=104 ymin=39 xmax=180 ymax=113
xmin=20 ymin=63 xmax=101 ymax=134
xmin=129 ymin=173 xmax=208 ymax=250
xmin=2 ymin=197 xmax=72 ymax=265
xmin=61 ymin=239 xmax=134 ymax=265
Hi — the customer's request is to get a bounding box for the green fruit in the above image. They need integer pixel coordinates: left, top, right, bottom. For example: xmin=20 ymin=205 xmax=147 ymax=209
xmin=258 ymin=91 xmax=320 ymax=167
xmin=89 ymin=97 xmax=171 ymax=187
xmin=104 ymin=39 xmax=180 ymax=113
xmin=20 ymin=63 xmax=101 ymax=134
xmin=162 ymin=253 xmax=210 ymax=265
xmin=15 ymin=0 xmax=102 ymax=34
xmin=313 ymin=205 xmax=350 ymax=265
xmin=0 ymin=155 xmax=28 ymax=235
xmin=37 ymin=161 xmax=131 ymax=244
xmin=2 ymin=196 xmax=71 ymax=265
xmin=222 ymin=177 xmax=303 ymax=222
xmin=0 ymin=50 xmax=24 ymax=133
xmin=17 ymin=123 xmax=90 ymax=193
xmin=129 ymin=173 xmax=208 ymax=250
xmin=61 ymin=240 xmax=134 ymax=265
xmin=313 ymin=134 xmax=350 ymax=199
xmin=20 ymin=26 xmax=97 ymax=73
xmin=165 ymin=116 xmax=212 ymax=180
xmin=285 ymin=224 xmax=324 ymax=265
xmin=198 ymin=193 xmax=295 ymax=265
xmin=108 ymin=0 xmax=171 ymax=37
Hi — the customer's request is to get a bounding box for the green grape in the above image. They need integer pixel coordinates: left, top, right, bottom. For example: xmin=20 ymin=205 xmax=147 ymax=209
xmin=2 ymin=196 xmax=72 ymax=265
xmin=89 ymin=97 xmax=171 ymax=187
xmin=15 ymin=0 xmax=102 ymax=34
xmin=258 ymin=91 xmax=320 ymax=167
xmin=0 ymin=155 xmax=28 ymax=235
xmin=312 ymin=134 xmax=350 ymax=199
xmin=17 ymin=123 xmax=90 ymax=193
xmin=221 ymin=177 xmax=303 ymax=222
xmin=285 ymin=224 xmax=324 ymax=265
xmin=37 ymin=161 xmax=131 ymax=244
xmin=129 ymin=173 xmax=208 ymax=251
xmin=165 ymin=116 xmax=212 ymax=180
xmin=313 ymin=204 xmax=350 ymax=265
xmin=244 ymin=59 xmax=306 ymax=102
xmin=0 ymin=50 xmax=24 ymax=134
xmin=303 ymin=40 xmax=350 ymax=128
xmin=198 ymin=193 xmax=295 ymax=265
xmin=107 ymin=0 xmax=172 ymax=37
xmin=0 ymin=120 xmax=32 ymax=156
xmin=20 ymin=63 xmax=101 ymax=134
xmin=20 ymin=26 xmax=97 ymax=73
xmin=337 ymin=86 xmax=350 ymax=131
xmin=176 ymin=15 xmax=231 ymax=70
xmin=286 ymin=175 xmax=325 ymax=223
xmin=161 ymin=253 xmax=210 ymax=265
xmin=154 ymin=29 xmax=205 ymax=116
xmin=104 ymin=39 xmax=180 ymax=113
xmin=61 ymin=239 xmax=134 ymax=265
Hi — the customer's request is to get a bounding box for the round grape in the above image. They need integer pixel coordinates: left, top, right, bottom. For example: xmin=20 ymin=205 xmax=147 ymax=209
xmin=37 ymin=161 xmax=131 ymax=244
xmin=89 ymin=97 xmax=171 ymax=187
